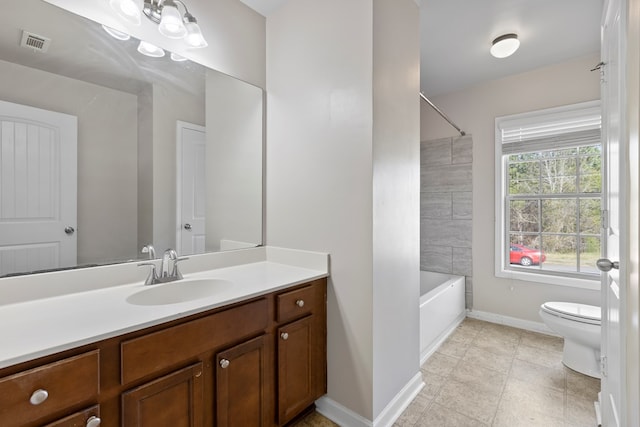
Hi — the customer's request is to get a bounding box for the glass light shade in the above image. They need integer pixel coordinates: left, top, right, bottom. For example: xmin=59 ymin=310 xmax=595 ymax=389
xmin=158 ymin=3 xmax=187 ymax=39
xmin=490 ymin=34 xmax=520 ymax=58
xmin=137 ymin=40 xmax=165 ymax=57
xmin=109 ymin=0 xmax=141 ymax=26
xmin=170 ymin=52 xmax=188 ymax=62
xmin=184 ymin=21 xmax=208 ymax=48
xmin=102 ymin=25 xmax=131 ymax=41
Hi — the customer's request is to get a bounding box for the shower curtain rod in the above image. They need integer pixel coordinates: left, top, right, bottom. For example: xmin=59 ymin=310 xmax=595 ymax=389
xmin=419 ymin=92 xmax=466 ymax=136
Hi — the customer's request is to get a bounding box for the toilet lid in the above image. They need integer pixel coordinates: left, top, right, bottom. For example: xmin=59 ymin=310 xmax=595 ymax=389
xmin=542 ymin=302 xmax=601 ymax=325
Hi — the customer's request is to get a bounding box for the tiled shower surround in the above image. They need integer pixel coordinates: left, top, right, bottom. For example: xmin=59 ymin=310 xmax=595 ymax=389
xmin=420 ymin=136 xmax=473 ymax=308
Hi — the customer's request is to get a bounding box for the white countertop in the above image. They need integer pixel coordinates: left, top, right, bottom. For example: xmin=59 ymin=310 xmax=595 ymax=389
xmin=0 ymin=247 xmax=329 ymax=369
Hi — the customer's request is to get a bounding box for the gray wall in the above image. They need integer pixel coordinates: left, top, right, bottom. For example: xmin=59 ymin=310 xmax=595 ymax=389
xmin=420 ymin=135 xmax=473 ymax=307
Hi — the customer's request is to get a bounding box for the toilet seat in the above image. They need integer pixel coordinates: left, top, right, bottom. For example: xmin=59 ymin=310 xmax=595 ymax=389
xmin=541 ymin=302 xmax=601 ymax=325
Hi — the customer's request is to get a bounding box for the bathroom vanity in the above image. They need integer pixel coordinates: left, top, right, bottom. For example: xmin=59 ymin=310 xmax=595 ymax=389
xmin=0 ymin=248 xmax=328 ymax=427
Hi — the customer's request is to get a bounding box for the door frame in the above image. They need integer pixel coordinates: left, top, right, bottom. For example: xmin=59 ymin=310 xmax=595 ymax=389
xmin=624 ymin=0 xmax=640 ymax=425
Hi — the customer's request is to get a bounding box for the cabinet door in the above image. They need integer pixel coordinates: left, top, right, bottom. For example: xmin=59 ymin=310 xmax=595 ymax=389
xmin=216 ymin=335 xmax=268 ymax=427
xmin=122 ymin=362 xmax=204 ymax=427
xmin=277 ymin=316 xmax=315 ymax=425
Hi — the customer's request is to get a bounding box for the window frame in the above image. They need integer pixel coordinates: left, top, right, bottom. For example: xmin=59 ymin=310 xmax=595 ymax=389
xmin=494 ymin=101 xmax=602 ymax=290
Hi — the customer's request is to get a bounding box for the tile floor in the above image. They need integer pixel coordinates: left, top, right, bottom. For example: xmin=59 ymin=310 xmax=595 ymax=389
xmin=296 ymin=318 xmax=601 ymax=427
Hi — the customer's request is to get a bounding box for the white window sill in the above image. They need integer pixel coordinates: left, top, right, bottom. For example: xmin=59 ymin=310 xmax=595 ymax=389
xmin=496 ymin=268 xmax=601 ymax=290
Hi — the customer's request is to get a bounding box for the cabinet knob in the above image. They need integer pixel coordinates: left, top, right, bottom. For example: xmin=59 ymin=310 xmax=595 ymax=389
xmin=219 ymin=359 xmax=230 ymax=369
xmin=281 ymin=332 xmax=289 ymax=340
xmin=296 ymin=299 xmax=305 ymax=308
xmin=86 ymin=416 xmax=101 ymax=427
xmin=29 ymin=389 xmax=48 ymax=405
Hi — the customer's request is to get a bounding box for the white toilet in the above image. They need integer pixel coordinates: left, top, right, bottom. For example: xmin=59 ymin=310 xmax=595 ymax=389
xmin=539 ymin=301 xmax=601 ymax=378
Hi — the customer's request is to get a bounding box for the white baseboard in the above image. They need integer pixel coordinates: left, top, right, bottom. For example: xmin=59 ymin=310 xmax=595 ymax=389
xmin=372 ymin=372 xmax=424 ymax=427
xmin=316 ymin=396 xmax=372 ymax=427
xmin=316 ymin=372 xmax=424 ymax=427
xmin=466 ymin=309 xmax=558 ymax=336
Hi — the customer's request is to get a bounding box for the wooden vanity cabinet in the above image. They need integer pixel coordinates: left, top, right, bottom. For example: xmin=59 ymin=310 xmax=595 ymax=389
xmin=275 ymin=281 xmax=327 ymax=425
xmin=0 ymin=278 xmax=327 ymax=427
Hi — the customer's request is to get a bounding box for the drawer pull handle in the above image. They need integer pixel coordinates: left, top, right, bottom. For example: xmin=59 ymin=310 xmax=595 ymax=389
xmin=281 ymin=332 xmax=289 ymax=340
xmin=86 ymin=416 xmax=102 ymax=427
xmin=220 ymin=359 xmax=230 ymax=369
xmin=29 ymin=389 xmax=49 ymax=405
xmin=296 ymin=299 xmax=305 ymax=308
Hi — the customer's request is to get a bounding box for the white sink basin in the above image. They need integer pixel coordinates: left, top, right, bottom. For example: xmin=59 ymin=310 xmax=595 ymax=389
xmin=126 ymin=278 xmax=233 ymax=306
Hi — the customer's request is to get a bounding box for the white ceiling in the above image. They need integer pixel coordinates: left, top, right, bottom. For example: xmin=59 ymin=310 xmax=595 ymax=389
xmin=240 ymin=0 xmax=603 ymax=97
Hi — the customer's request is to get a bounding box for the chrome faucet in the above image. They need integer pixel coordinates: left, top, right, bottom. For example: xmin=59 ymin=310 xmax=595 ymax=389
xmin=138 ymin=248 xmax=188 ymax=285
xmin=141 ymin=244 xmax=156 ymax=260
xmin=160 ymin=248 xmax=177 ymax=278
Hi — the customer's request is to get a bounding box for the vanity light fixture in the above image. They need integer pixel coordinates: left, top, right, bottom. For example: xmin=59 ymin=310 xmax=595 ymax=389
xmin=137 ymin=40 xmax=165 ymax=57
xmin=170 ymin=52 xmax=188 ymax=62
xmin=109 ymin=0 xmax=141 ymax=26
xmin=102 ymin=25 xmax=131 ymax=41
xmin=110 ymin=0 xmax=208 ymax=48
xmin=490 ymin=33 xmax=520 ymax=58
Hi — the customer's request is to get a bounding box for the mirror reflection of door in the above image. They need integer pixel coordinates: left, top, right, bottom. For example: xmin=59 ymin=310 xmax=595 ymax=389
xmin=0 ymin=100 xmax=77 ymax=276
xmin=177 ymin=121 xmax=206 ymax=256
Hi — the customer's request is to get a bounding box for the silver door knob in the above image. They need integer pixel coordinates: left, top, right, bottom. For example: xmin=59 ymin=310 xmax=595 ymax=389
xmin=219 ymin=359 xmax=230 ymax=369
xmin=596 ymin=258 xmax=619 ymax=272
xmin=64 ymin=226 xmax=75 ymax=235
xmin=184 ymin=223 xmax=192 ymax=231
xmin=86 ymin=416 xmax=101 ymax=427
xmin=281 ymin=332 xmax=289 ymax=340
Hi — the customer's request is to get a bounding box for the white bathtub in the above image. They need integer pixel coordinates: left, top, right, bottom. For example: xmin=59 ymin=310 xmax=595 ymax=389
xmin=420 ymin=271 xmax=466 ymax=365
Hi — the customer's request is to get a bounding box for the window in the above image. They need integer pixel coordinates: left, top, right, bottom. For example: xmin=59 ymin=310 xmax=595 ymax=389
xmin=495 ymin=101 xmax=602 ymax=288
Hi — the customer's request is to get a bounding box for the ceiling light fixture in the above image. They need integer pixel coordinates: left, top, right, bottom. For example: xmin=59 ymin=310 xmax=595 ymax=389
xmin=109 ymin=0 xmax=208 ymax=48
xmin=490 ymin=33 xmax=520 ymax=58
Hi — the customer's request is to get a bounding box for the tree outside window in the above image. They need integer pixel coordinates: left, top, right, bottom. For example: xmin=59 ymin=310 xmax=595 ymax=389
xmin=507 ymin=145 xmax=602 ymax=276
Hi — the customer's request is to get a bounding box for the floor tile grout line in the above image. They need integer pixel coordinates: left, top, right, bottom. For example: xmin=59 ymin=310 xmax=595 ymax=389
xmin=487 ymin=332 xmax=519 ymax=426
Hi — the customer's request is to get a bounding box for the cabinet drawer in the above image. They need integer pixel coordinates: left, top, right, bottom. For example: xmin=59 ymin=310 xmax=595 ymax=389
xmin=0 ymin=350 xmax=100 ymax=427
xmin=121 ymin=298 xmax=268 ymax=385
xmin=276 ymin=285 xmax=315 ymax=322
xmin=43 ymin=404 xmax=100 ymax=427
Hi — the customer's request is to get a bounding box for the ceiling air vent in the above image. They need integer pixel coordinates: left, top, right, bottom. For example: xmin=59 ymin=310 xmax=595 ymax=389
xmin=20 ymin=30 xmax=51 ymax=53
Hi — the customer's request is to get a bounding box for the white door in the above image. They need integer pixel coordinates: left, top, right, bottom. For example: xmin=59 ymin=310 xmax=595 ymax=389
xmin=176 ymin=121 xmax=206 ymax=256
xmin=599 ymin=0 xmax=624 ymax=425
xmin=0 ymin=100 xmax=77 ymax=276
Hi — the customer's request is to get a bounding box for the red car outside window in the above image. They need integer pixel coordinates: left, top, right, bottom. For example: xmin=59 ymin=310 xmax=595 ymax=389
xmin=510 ymin=244 xmax=546 ymax=266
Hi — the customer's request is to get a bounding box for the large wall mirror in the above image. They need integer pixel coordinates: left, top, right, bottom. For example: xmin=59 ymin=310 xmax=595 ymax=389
xmin=0 ymin=0 xmax=263 ymax=277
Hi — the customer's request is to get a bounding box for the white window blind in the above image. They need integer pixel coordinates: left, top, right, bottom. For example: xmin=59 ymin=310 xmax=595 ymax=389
xmin=499 ymin=102 xmax=601 ymax=154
